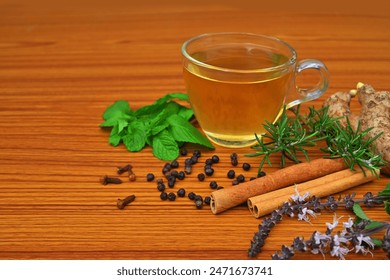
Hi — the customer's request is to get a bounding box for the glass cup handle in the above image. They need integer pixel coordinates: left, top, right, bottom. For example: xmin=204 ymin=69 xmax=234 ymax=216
xmin=285 ymin=59 xmax=330 ymax=109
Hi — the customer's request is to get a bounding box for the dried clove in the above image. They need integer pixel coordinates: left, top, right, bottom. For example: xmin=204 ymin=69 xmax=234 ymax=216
xmin=117 ymin=194 xmax=136 ymax=210
xmin=100 ymin=175 xmax=122 ymax=185
xmin=117 ymin=164 xmax=132 ymax=175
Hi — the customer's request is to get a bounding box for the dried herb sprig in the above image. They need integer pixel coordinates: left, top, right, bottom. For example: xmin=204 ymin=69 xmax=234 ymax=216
xmin=246 ymin=106 xmax=325 ymax=174
xmin=322 ymin=118 xmax=385 ymax=177
xmin=246 ymin=105 xmax=385 ymax=176
xmin=271 ymin=217 xmax=390 ymax=260
xmin=248 ymin=183 xmax=390 ymax=258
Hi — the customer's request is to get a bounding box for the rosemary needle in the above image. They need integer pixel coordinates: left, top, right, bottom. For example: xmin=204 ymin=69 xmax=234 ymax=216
xmin=246 ymin=106 xmax=385 ymax=177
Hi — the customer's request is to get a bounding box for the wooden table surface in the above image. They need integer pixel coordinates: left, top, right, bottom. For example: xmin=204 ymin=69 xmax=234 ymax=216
xmin=1 ymin=0 xmax=389 ymax=260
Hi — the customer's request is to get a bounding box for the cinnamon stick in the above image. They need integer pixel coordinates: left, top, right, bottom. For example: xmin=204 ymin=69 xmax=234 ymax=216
xmin=210 ymin=158 xmax=347 ymax=214
xmin=247 ymin=168 xmax=377 ymax=218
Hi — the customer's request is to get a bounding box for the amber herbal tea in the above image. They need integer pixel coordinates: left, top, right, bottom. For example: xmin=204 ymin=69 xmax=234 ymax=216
xmin=182 ymin=33 xmax=329 ymax=147
xmin=184 ymin=47 xmax=293 ymax=147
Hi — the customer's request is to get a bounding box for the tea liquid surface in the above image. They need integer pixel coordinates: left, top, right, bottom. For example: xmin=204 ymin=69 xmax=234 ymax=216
xmin=184 ymin=45 xmax=293 ymax=147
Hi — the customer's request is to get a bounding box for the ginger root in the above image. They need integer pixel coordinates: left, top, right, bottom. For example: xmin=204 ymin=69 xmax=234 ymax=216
xmin=323 ymin=83 xmax=390 ymax=176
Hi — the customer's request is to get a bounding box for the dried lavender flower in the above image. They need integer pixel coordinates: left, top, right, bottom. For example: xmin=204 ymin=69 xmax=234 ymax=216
xmin=248 ymin=185 xmax=390 ymax=259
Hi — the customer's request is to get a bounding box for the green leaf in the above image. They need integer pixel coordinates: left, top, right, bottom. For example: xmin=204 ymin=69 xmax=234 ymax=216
xmin=100 ymin=93 xmax=205 ymax=160
xmin=102 ymin=100 xmax=133 ymax=120
xmin=167 ymin=114 xmax=214 ymax=149
xmin=365 ymin=221 xmax=384 ymax=230
xmin=117 ymin=119 xmax=129 ymax=133
xmin=177 ymin=106 xmax=194 ymax=121
xmin=371 ymin=238 xmax=383 ymax=247
xmin=384 ymin=201 xmax=390 ymax=215
xmin=353 ymin=203 xmax=371 ymax=220
xmin=152 ymin=129 xmax=179 ymax=160
xmin=109 ymin=125 xmax=121 ymax=146
xmin=379 ymin=183 xmax=390 ymax=196
xmin=134 ymin=92 xmax=189 ymax=117
xmin=138 ymin=102 xmax=181 ymax=132
xmin=151 ymin=123 xmax=170 ymax=136
xmin=123 ymin=122 xmax=146 ymax=152
xmin=100 ymin=118 xmax=119 ymax=128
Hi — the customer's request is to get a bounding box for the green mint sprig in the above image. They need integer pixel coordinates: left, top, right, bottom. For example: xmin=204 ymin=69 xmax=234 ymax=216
xmin=100 ymin=93 xmax=214 ymax=160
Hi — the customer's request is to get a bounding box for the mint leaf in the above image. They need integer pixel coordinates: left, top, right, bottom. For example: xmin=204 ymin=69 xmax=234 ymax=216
xmin=100 ymin=93 xmax=212 ymax=160
xmin=102 ymin=100 xmax=133 ymax=120
xmin=177 ymin=106 xmax=194 ymax=121
xmin=167 ymin=115 xmax=214 ymax=149
xmin=152 ymin=129 xmax=179 ymax=160
xmin=135 ymin=92 xmax=188 ymax=117
xmin=109 ymin=125 xmax=121 ymax=146
xmin=123 ymin=121 xmax=146 ymax=152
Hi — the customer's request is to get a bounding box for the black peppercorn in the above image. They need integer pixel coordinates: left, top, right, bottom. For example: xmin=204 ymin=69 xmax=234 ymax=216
xmin=204 ymin=164 xmax=212 ymax=171
xmin=211 ymin=155 xmax=219 ymax=163
xmin=242 ymin=163 xmax=251 ymax=171
xmin=232 ymin=179 xmax=239 ymax=185
xmin=195 ymin=199 xmax=203 ymax=209
xmin=209 ymin=181 xmax=218 ymax=189
xmin=188 ymin=192 xmax=196 ymax=200
xmin=170 ymin=160 xmax=179 ymax=169
xmin=193 ymin=149 xmax=201 ymax=158
xmin=162 ymin=163 xmax=171 ymax=175
xmin=168 ymin=176 xmax=176 ymax=188
xmin=205 ymin=167 xmax=214 ymax=176
xmin=227 ymin=169 xmax=235 ymax=179
xmin=237 ymin=174 xmax=245 ymax=183
xmin=160 ymin=192 xmax=168 ymax=201
xmin=190 ymin=155 xmax=198 ymax=164
xmin=258 ymin=171 xmax=266 ymax=177
xmin=170 ymin=170 xmax=179 ymax=178
xmin=146 ymin=173 xmax=155 ymax=182
xmin=177 ymin=188 xmax=186 ymax=197
xmin=197 ymin=173 xmax=205 ymax=181
xmin=177 ymin=171 xmax=186 ymax=180
xmin=184 ymin=158 xmax=193 ymax=174
xmin=205 ymin=158 xmax=213 ymax=165
xmin=194 ymin=195 xmax=203 ymax=203
xmin=230 ymin=153 xmax=238 ymax=166
xmin=168 ymin=192 xmax=176 ymax=201
xmin=180 ymin=148 xmax=188 ymax=156
xmin=204 ymin=196 xmax=211 ymax=205
xmin=157 ymin=181 xmax=166 ymax=192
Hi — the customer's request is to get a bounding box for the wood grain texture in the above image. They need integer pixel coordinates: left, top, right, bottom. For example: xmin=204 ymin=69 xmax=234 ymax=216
xmin=0 ymin=0 xmax=389 ymax=260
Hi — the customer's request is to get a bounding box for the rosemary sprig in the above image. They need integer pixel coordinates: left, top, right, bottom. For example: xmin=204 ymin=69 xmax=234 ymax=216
xmin=246 ymin=105 xmax=385 ymax=176
xmin=322 ymin=118 xmax=385 ymax=177
xmin=246 ymin=106 xmax=325 ymax=174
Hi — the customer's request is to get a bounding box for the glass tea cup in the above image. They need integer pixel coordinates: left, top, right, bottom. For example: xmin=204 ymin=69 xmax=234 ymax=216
xmin=181 ymin=32 xmax=329 ymax=148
